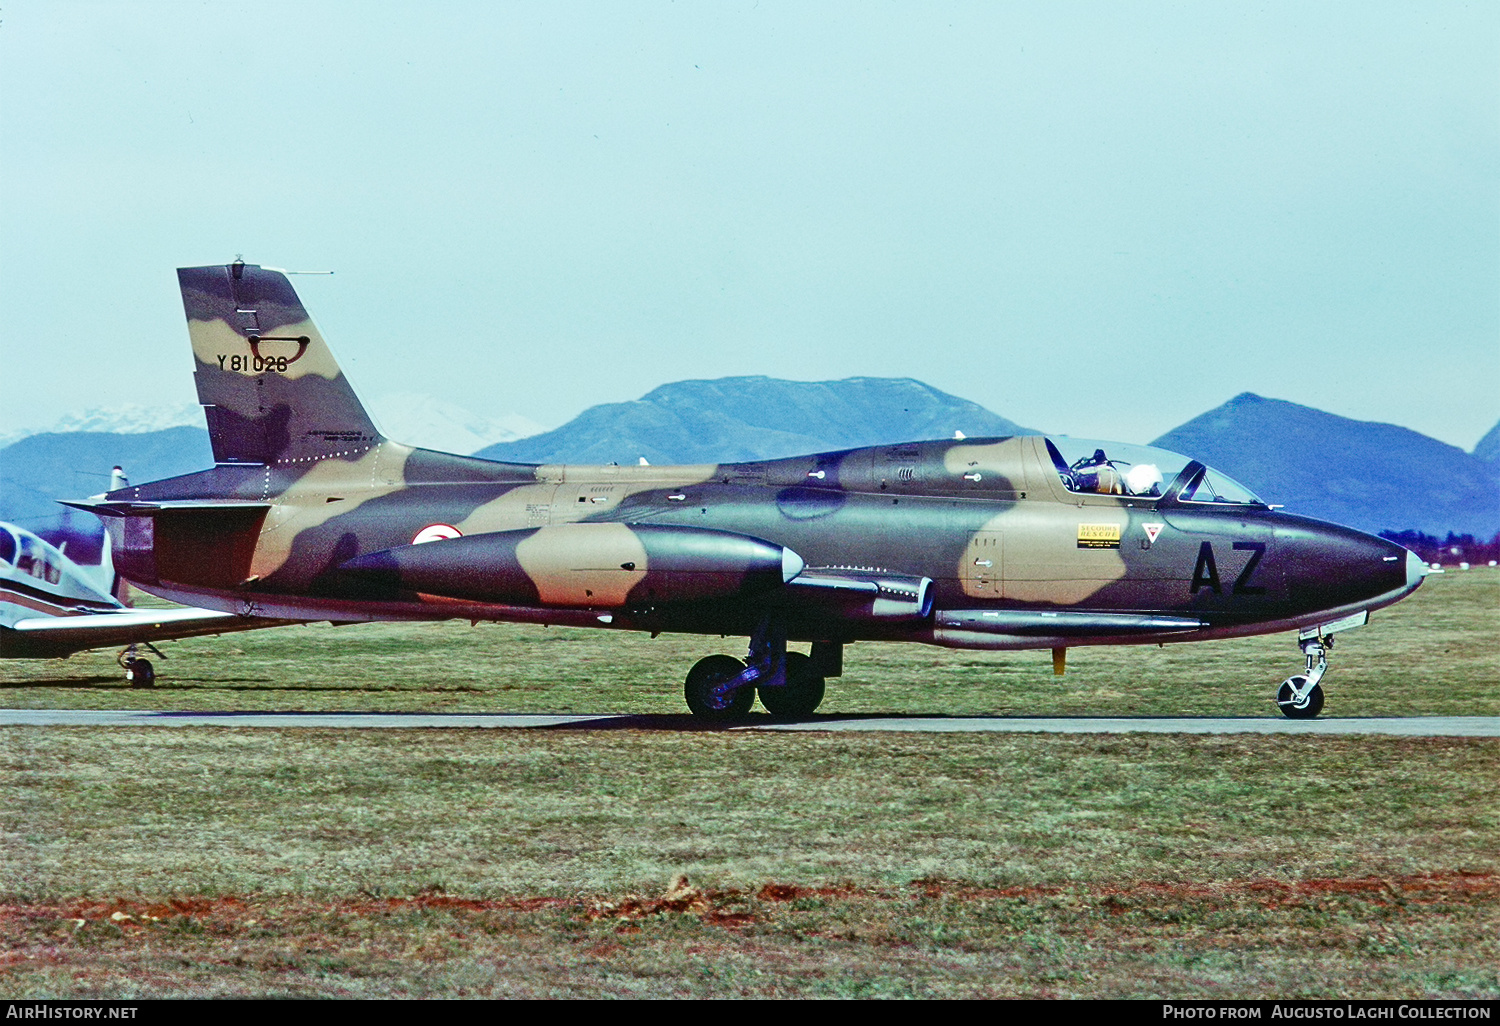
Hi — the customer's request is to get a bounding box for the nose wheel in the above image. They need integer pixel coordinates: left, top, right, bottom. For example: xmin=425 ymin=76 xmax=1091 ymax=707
xmin=116 ymin=643 xmax=163 ymax=688
xmin=1276 ymin=636 xmax=1330 ymax=719
xmin=1273 ymin=611 xmax=1372 ymax=719
xmin=1276 ymin=675 xmax=1323 ymax=718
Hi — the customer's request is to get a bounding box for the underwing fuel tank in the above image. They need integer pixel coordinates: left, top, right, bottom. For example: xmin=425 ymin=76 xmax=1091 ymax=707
xmin=339 ymin=524 xmax=804 ymax=608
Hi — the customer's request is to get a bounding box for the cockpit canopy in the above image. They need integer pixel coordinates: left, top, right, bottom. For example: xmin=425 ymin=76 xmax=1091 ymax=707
xmin=0 ymin=525 xmax=65 ymax=584
xmin=1045 ymin=437 xmax=1263 ymax=505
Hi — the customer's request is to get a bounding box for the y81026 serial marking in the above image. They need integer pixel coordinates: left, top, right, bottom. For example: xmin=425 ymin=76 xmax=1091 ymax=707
xmin=218 ymin=354 xmax=290 ymax=373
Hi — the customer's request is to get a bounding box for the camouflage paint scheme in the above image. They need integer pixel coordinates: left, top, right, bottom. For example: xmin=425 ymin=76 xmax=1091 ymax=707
xmin=72 ymin=264 xmax=1424 ymax=691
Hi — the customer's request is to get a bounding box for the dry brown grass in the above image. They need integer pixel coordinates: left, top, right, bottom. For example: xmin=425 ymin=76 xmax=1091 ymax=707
xmin=2 ymin=728 xmax=1497 ymax=997
xmin=3 ymin=873 xmax=1495 ymax=998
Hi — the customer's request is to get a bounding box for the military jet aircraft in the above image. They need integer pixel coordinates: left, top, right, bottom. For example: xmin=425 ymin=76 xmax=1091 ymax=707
xmin=66 ymin=262 xmax=1427 ymax=719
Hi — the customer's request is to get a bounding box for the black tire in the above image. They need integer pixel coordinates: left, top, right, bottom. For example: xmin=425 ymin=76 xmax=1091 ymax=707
xmin=1276 ymin=676 xmax=1323 ymax=719
xmin=758 ymin=652 xmax=826 ymax=719
xmin=685 ymin=655 xmax=754 ymax=720
xmin=127 ymin=658 xmax=156 ymax=689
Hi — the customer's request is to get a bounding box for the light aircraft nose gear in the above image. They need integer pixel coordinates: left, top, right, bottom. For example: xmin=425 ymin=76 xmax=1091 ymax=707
xmin=116 ymin=643 xmax=162 ymax=688
xmin=1276 ymin=635 xmax=1331 ymax=719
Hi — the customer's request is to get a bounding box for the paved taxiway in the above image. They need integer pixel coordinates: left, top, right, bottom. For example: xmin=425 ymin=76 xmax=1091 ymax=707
xmin=2 ymin=710 xmax=1496 ymax=736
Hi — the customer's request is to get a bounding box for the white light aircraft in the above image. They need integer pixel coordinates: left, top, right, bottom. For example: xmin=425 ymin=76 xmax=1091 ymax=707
xmin=1 ymin=471 xmax=282 ymax=684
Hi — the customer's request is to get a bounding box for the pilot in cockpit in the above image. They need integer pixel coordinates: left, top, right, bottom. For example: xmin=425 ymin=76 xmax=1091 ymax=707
xmin=1071 ymin=449 xmax=1123 ymax=494
xmin=1123 ymin=463 xmax=1164 ymax=497
xmin=1068 ymin=449 xmax=1164 ymax=497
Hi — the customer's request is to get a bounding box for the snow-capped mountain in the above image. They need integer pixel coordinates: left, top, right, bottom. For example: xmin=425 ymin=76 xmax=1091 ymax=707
xmin=0 ymin=395 xmax=543 ymax=455
xmin=0 ymin=402 xmax=204 ymax=448
xmin=366 ymin=393 xmax=544 ymax=454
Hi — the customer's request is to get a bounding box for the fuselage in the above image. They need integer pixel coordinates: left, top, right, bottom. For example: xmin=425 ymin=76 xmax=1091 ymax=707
xmin=100 ymin=433 xmax=1424 ymax=650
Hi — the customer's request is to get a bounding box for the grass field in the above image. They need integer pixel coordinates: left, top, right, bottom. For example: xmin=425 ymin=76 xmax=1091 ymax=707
xmin=1 ymin=570 xmax=1497 ymax=997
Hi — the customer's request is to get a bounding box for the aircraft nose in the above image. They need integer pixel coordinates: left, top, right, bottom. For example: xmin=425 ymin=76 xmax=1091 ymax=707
xmin=1405 ymin=548 xmax=1428 ymax=591
xmin=1275 ymin=519 xmax=1413 ymax=611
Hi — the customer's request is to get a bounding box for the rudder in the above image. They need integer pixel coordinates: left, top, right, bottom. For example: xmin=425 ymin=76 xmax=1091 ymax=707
xmin=179 ymin=261 xmax=382 ymax=465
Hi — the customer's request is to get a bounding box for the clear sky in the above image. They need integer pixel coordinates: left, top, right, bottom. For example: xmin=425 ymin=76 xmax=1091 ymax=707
xmin=1 ymin=2 xmax=1495 ymax=449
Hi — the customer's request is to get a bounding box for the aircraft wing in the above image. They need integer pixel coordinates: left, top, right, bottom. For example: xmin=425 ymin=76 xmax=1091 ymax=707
xmin=4 ymin=607 xmax=289 ymax=657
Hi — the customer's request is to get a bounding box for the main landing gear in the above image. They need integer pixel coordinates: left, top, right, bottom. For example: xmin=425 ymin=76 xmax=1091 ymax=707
xmin=1273 ymin=611 xmax=1368 ymax=719
xmin=684 ymin=654 xmax=753 ymax=719
xmin=683 ymin=619 xmax=839 ymax=722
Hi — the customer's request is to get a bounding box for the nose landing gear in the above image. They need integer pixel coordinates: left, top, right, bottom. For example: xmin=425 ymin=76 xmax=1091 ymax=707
xmin=116 ymin=642 xmax=164 ymax=688
xmin=1276 ymin=636 xmax=1329 ymax=719
xmin=1273 ymin=611 xmax=1368 ymax=719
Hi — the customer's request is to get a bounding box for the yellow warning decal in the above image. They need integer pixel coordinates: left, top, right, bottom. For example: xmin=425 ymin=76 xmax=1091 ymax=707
xmin=1077 ymin=523 xmax=1122 ymax=549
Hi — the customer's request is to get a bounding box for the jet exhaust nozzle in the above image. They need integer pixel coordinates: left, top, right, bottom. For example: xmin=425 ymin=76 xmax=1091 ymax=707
xmin=339 ymin=524 xmax=799 ymax=608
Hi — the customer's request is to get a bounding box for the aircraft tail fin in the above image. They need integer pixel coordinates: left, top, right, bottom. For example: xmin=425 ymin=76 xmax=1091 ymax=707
xmin=72 ymin=468 xmax=132 ymax=605
xmin=178 ymin=261 xmax=383 ymax=466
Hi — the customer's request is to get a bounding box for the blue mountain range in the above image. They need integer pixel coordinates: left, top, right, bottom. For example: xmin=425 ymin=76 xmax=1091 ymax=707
xmin=2 ymin=381 xmax=1496 ymax=542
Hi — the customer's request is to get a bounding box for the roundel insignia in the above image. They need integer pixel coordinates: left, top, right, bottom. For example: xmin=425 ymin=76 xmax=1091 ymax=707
xmin=412 ymin=524 xmax=462 ymax=545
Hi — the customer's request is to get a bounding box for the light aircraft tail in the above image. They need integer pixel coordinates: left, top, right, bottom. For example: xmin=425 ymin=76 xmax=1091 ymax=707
xmin=68 ymin=533 xmax=129 ymax=607
xmin=179 ymin=261 xmax=383 ymax=466
xmin=69 ymin=519 xmax=130 ymax=606
xmin=101 ymin=467 xmax=130 ymax=604
xmin=63 ymin=467 xmax=132 ymax=605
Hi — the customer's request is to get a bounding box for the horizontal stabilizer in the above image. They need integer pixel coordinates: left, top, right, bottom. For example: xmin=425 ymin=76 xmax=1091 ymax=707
xmin=61 ymin=499 xmax=272 ymax=518
xmin=13 ymin=607 xmax=240 ymax=634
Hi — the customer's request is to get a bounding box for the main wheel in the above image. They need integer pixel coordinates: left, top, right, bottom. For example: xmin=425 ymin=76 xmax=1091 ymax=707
xmin=758 ymin=652 xmax=826 ymax=719
xmin=1276 ymin=676 xmax=1323 ymax=719
xmin=126 ymin=658 xmax=156 ymax=689
xmin=685 ymin=655 xmax=754 ymax=720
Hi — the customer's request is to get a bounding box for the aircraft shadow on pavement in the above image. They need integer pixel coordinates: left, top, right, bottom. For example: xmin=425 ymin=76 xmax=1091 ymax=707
xmin=534 ymin=712 xmax=1294 ymax=732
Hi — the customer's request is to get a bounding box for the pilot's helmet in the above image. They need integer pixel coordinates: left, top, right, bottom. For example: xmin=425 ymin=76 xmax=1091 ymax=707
xmin=1124 ymin=463 xmax=1164 ymax=496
